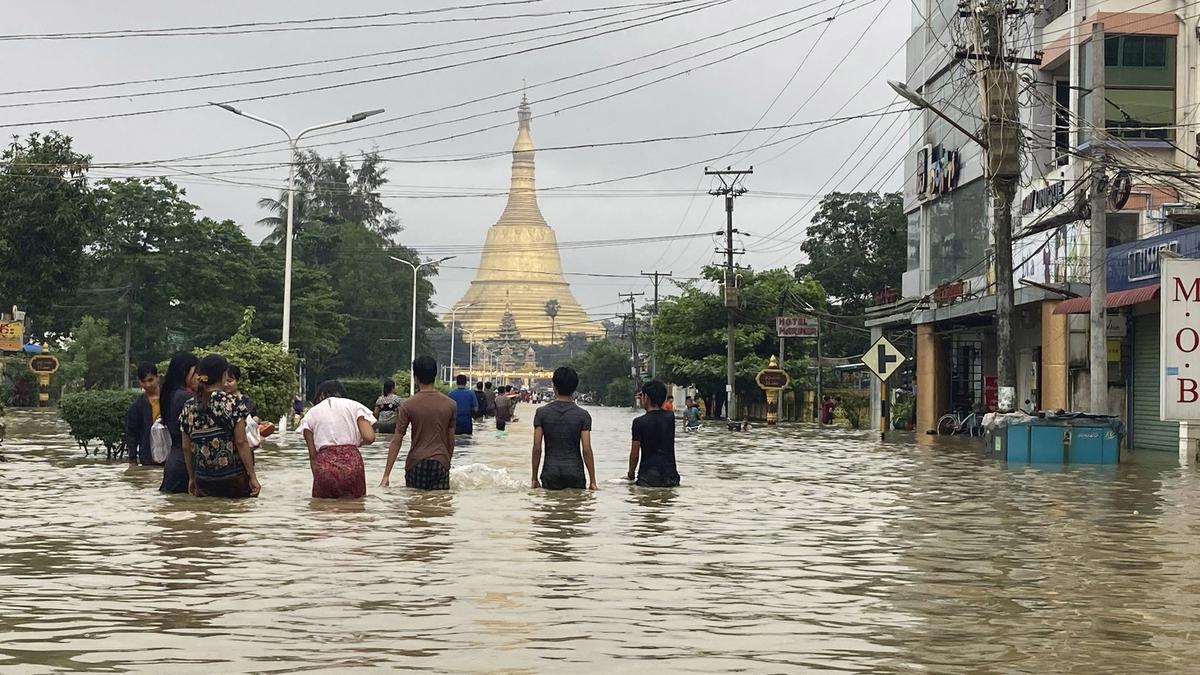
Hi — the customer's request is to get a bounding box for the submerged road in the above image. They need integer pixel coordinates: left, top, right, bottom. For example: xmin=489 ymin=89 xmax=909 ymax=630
xmin=0 ymin=405 xmax=1196 ymax=673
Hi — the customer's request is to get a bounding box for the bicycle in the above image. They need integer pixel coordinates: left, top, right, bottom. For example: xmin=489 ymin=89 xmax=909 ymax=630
xmin=936 ymin=409 xmax=981 ymax=436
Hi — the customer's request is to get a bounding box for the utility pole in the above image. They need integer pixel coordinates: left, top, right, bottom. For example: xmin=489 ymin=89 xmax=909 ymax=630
xmin=123 ymin=285 xmax=133 ymax=390
xmin=619 ymin=292 xmax=645 ymax=384
xmin=706 ymin=166 xmax=752 ymax=424
xmin=963 ymin=1 xmax=1030 ymax=412
xmin=1089 ymin=21 xmax=1108 ymax=414
xmin=640 ymin=270 xmax=672 ymax=378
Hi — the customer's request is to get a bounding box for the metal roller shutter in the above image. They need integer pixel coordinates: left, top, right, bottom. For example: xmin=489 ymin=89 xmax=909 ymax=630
xmin=1132 ymin=315 xmax=1177 ymax=452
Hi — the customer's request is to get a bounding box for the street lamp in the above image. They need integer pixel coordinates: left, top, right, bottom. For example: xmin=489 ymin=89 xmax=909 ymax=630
xmin=887 ymin=81 xmax=988 ymax=149
xmin=435 ymin=300 xmax=478 ymax=384
xmin=209 ymin=102 xmax=385 ymax=356
xmin=390 ymin=255 xmax=455 ymax=395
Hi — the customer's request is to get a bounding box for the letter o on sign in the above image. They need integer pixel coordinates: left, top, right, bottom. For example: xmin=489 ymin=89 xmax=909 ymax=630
xmin=1177 ymin=328 xmax=1200 ymax=353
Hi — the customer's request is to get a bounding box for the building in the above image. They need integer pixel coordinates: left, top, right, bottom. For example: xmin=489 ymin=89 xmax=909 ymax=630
xmin=880 ymin=0 xmax=1197 ymax=453
xmin=447 ymin=97 xmax=603 ymax=345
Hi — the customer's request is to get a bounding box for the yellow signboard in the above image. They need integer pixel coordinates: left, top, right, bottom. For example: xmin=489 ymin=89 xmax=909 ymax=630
xmin=0 ymin=320 xmax=23 ymax=352
xmin=1107 ymin=339 xmax=1121 ymax=363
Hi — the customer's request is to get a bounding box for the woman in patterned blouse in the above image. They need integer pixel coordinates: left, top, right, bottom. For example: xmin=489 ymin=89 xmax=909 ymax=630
xmin=180 ymin=354 xmax=261 ymax=498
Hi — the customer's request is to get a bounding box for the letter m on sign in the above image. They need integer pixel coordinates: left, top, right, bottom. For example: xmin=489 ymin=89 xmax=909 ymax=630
xmin=1162 ymin=258 xmax=1200 ymax=421
xmin=1174 ymin=276 xmax=1200 ymax=302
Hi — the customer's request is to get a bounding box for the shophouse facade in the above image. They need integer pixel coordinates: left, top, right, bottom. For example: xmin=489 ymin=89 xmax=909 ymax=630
xmin=876 ymin=0 xmax=1198 ymax=452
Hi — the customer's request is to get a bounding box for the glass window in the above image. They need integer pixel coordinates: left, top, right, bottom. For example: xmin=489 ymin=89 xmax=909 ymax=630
xmin=907 ymin=212 xmax=921 ymax=272
xmin=1081 ymin=35 xmax=1175 ymax=141
xmin=927 ymin=179 xmax=988 ymax=287
xmin=1054 ymin=80 xmax=1070 ymax=164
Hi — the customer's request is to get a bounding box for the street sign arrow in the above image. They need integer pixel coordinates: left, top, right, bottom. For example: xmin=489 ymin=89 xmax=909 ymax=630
xmin=861 ymin=336 xmax=906 ymax=382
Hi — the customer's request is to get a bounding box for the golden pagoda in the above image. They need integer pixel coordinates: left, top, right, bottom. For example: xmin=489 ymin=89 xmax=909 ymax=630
xmin=448 ymin=97 xmax=602 ymax=344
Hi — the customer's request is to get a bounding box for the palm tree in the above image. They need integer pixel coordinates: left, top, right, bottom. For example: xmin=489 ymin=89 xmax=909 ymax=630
xmin=256 ymin=189 xmax=321 ymax=247
xmin=544 ymin=298 xmax=560 ymax=343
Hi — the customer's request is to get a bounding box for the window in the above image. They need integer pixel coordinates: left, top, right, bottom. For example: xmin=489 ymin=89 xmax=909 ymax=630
xmin=1045 ymin=0 xmax=1068 ymax=22
xmin=927 ymin=179 xmax=988 ymax=287
xmin=1083 ymin=35 xmax=1175 ymax=140
xmin=1054 ymin=80 xmax=1070 ymax=165
xmin=907 ymin=212 xmax=921 ymax=272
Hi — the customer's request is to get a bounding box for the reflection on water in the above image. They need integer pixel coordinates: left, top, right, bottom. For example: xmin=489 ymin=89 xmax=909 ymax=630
xmin=3 ymin=407 xmax=1200 ymax=672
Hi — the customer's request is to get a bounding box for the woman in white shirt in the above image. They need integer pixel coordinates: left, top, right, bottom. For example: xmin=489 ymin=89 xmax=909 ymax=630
xmin=299 ymin=380 xmax=377 ymax=498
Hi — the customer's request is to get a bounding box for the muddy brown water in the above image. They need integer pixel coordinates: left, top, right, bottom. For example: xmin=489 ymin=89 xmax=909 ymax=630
xmin=1 ymin=406 xmax=1197 ymax=673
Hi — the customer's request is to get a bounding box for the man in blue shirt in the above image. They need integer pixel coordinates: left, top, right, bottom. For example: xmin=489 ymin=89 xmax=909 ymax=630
xmin=448 ymin=374 xmax=479 ymax=435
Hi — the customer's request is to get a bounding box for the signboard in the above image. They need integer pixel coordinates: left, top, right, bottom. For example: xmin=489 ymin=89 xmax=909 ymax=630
xmin=1020 ymin=180 xmax=1065 ymax=216
xmin=861 ymin=336 xmax=907 ymax=382
xmin=28 ymin=355 xmax=59 ymax=374
xmin=755 ymin=368 xmax=791 ymax=390
xmin=915 ymin=144 xmax=960 ymax=199
xmin=776 ymin=315 xmax=818 ymax=338
xmin=0 ymin=320 xmax=22 ymax=352
xmin=1161 ymin=258 xmax=1200 ymax=420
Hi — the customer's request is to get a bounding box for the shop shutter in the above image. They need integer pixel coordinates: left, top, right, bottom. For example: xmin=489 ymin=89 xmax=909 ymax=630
xmin=1132 ymin=316 xmax=1178 ymax=452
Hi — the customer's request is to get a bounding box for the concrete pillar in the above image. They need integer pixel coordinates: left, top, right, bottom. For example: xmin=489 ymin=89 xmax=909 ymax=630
xmin=916 ymin=323 xmax=947 ymax=434
xmin=1041 ymin=300 xmax=1069 ymax=411
xmin=1179 ymin=422 xmax=1200 ymax=465
xmin=870 ymin=326 xmax=882 ymax=431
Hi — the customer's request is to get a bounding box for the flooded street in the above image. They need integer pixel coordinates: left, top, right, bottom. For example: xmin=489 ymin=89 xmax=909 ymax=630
xmin=2 ymin=405 xmax=1200 ymax=673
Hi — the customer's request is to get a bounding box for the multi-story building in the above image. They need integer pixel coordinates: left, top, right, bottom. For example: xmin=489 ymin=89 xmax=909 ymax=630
xmin=873 ymin=0 xmax=1199 ymax=453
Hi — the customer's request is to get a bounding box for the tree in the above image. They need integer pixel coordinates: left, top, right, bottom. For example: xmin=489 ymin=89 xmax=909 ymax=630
xmin=568 ymin=340 xmax=631 ymax=404
xmin=249 ymin=252 xmax=347 ymax=376
xmin=0 ymin=132 xmax=96 ymax=320
xmin=199 ymin=308 xmax=298 ymax=423
xmin=544 ymin=298 xmax=560 ymax=343
xmin=59 ymin=316 xmax=125 ymax=391
xmin=796 ymin=191 xmax=905 ymax=307
xmin=655 ymin=267 xmax=828 ymax=399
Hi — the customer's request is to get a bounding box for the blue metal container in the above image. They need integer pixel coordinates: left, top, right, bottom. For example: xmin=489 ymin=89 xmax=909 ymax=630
xmin=995 ymin=415 xmax=1122 ymax=464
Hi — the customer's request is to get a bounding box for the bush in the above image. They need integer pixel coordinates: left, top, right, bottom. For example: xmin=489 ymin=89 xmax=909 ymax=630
xmin=1 ymin=355 xmax=38 ymax=407
xmin=831 ymin=390 xmax=870 ymax=429
xmin=605 ymin=377 xmax=635 ymax=408
xmin=59 ymin=389 xmax=138 ymax=456
xmin=197 ymin=308 xmax=298 ymax=422
xmin=341 ymin=377 xmax=384 ymax=408
xmin=387 ymin=370 xmax=413 ymax=397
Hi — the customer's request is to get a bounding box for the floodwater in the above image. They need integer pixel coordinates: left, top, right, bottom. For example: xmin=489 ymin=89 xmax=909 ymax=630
xmin=2 ymin=406 xmax=1200 ymax=674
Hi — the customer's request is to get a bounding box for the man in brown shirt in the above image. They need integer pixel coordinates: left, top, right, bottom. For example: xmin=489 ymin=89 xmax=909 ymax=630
xmin=381 ymin=356 xmax=457 ymax=490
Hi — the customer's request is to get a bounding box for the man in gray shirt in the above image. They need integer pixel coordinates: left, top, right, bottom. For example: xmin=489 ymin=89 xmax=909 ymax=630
xmin=531 ymin=366 xmax=597 ymax=490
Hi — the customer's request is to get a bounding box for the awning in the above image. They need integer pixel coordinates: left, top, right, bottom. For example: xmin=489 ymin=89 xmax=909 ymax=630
xmin=1052 ymin=283 xmax=1160 ymax=314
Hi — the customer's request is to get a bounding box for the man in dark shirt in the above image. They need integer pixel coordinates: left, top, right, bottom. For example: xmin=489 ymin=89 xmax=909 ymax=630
xmin=124 ymin=362 xmax=161 ymax=465
xmin=628 ymin=380 xmax=680 ymax=487
xmin=483 ymin=382 xmax=496 ymax=417
xmin=531 ymin=366 xmax=597 ymax=490
xmin=448 ymin=374 xmax=479 ymax=435
xmin=473 ymin=381 xmax=486 ymax=420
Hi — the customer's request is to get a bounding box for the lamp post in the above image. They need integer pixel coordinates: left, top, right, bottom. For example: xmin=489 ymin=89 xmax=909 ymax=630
xmin=435 ymin=300 xmax=477 ymax=383
xmin=390 ymin=255 xmax=455 ymax=395
xmin=464 ymin=329 xmax=478 ymax=385
xmin=209 ymin=102 xmax=384 ymax=356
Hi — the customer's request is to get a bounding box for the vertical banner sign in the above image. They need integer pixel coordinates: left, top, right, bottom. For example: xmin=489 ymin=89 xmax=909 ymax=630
xmin=1161 ymin=258 xmax=1200 ymax=420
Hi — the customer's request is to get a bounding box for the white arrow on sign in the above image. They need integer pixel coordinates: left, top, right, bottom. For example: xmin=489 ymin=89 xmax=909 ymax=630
xmin=862 ymin=336 xmax=907 ymax=382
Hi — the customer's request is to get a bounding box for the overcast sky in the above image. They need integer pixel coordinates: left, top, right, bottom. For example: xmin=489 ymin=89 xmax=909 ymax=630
xmin=5 ymin=0 xmax=907 ymax=321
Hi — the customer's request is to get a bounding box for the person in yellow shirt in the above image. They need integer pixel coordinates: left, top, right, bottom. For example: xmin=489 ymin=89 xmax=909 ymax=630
xmin=124 ymin=362 xmax=161 ymax=465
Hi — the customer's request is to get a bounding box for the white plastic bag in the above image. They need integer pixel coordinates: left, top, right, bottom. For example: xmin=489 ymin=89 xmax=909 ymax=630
xmin=150 ymin=420 xmax=171 ymax=464
xmin=245 ymin=417 xmax=262 ymax=448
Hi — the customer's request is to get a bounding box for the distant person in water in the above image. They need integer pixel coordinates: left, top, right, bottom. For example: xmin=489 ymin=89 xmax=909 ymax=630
xmin=483 ymin=382 xmax=497 ymax=418
xmin=159 ymin=351 xmax=199 ymax=493
xmin=531 ymin=366 xmax=597 ymax=491
xmin=627 ymin=380 xmax=680 ymax=488
xmin=180 ymin=354 xmax=260 ymax=499
xmin=448 ymin=374 xmax=479 ymax=435
xmin=494 ymin=385 xmax=514 ymax=433
xmin=223 ymin=364 xmax=275 ymax=448
xmin=374 ymin=379 xmax=401 ymax=434
xmin=381 ymin=356 xmax=457 ymax=490
xmin=683 ymin=396 xmax=701 ymax=431
xmin=300 ymin=380 xmax=376 ymax=498
xmin=663 ymin=395 xmax=674 ymax=412
xmin=124 ymin=361 xmax=161 ymax=465
xmin=473 ymin=381 xmax=486 ymax=420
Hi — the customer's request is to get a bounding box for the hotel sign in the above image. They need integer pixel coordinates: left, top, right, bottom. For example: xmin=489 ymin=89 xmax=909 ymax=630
xmin=1161 ymin=258 xmax=1200 ymax=420
xmin=776 ymin=315 xmax=818 ymax=338
xmin=915 ymin=145 xmax=960 ymax=199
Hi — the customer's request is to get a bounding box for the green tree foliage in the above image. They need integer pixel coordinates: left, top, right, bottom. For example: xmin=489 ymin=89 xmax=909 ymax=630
xmin=60 ymin=316 xmax=125 ymax=391
xmin=249 ymin=252 xmax=348 ymax=374
xmin=58 ymin=389 xmax=138 ymax=456
xmin=340 ymin=377 xmax=384 ymax=409
xmin=655 ymin=267 xmax=827 ymax=399
xmin=198 ymin=309 xmax=298 ymax=422
xmin=568 ymin=340 xmax=631 ymax=405
xmin=0 ymin=132 xmax=96 ymax=319
xmin=796 ymin=191 xmax=905 ymax=306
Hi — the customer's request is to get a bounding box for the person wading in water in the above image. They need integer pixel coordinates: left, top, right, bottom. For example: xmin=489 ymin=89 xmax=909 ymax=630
xmin=300 ymin=380 xmax=376 ymax=498
xmin=180 ymin=354 xmax=261 ymax=499
xmin=381 ymin=356 xmax=457 ymax=490
xmin=627 ymin=380 xmax=681 ymax=488
xmin=531 ymin=366 xmax=597 ymax=491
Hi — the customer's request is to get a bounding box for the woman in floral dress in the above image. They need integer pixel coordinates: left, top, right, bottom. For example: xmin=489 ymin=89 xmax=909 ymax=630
xmin=180 ymin=354 xmax=261 ymax=499
xmin=299 ymin=380 xmax=376 ymax=498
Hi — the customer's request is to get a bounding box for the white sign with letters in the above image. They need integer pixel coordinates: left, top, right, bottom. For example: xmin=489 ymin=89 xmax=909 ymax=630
xmin=1161 ymin=258 xmax=1200 ymax=420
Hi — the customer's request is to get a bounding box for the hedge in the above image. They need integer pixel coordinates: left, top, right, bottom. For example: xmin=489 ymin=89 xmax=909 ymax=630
xmin=341 ymin=378 xmax=385 ymax=409
xmin=59 ymin=389 xmax=138 ymax=457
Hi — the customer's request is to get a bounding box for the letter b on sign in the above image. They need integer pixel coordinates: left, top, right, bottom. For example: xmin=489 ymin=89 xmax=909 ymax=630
xmin=1181 ymin=379 xmax=1200 ymax=404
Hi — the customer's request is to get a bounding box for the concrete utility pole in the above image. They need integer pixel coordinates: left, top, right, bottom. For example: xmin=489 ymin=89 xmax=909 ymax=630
xmin=965 ymin=0 xmax=1029 ymax=412
xmin=619 ymin=292 xmax=645 ymax=384
xmin=706 ymin=166 xmax=752 ymax=424
xmin=640 ymin=270 xmax=672 ymax=378
xmin=1089 ymin=21 xmax=1108 ymax=414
